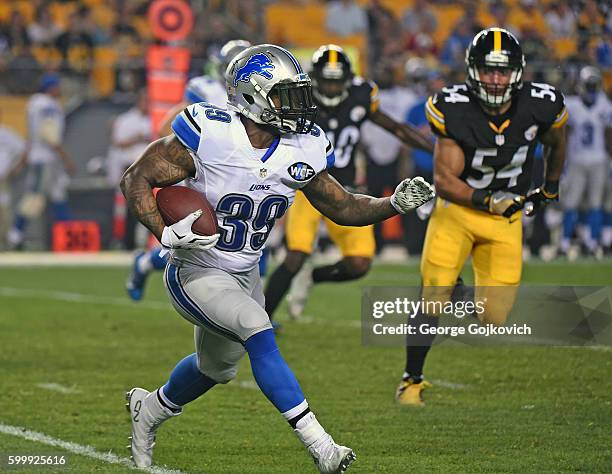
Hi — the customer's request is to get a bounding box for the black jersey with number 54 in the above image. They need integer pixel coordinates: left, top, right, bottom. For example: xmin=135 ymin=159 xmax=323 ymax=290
xmin=314 ymin=76 xmax=379 ymax=186
xmin=425 ymin=82 xmax=568 ymax=194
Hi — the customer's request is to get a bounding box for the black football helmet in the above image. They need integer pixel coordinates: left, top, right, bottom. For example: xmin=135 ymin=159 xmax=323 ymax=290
xmin=310 ymin=44 xmax=353 ymax=108
xmin=465 ymin=28 xmax=525 ymax=108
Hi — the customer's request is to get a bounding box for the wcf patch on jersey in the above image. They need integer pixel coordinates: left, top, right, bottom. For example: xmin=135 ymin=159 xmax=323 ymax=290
xmin=288 ymin=162 xmax=315 ymax=182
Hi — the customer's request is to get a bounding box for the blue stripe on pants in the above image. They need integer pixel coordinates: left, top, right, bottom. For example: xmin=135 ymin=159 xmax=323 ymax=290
xmin=165 ymin=264 xmax=243 ymax=343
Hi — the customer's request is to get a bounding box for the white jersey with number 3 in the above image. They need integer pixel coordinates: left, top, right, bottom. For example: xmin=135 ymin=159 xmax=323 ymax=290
xmin=171 ymin=103 xmax=335 ymax=272
xmin=566 ymin=93 xmax=612 ymax=165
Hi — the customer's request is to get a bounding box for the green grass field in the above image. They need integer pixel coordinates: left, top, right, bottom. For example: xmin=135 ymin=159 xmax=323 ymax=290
xmin=1 ymin=261 xmax=611 ymax=473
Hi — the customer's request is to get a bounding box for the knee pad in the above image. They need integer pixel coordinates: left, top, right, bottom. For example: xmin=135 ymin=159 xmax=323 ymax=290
xmin=197 ymin=356 xmax=238 ymax=384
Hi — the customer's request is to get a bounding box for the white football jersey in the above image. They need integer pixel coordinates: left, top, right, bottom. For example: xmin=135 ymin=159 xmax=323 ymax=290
xmin=27 ymin=93 xmax=65 ymax=165
xmin=170 ymin=103 xmax=334 ymax=272
xmin=184 ymin=75 xmax=228 ymax=107
xmin=566 ymin=93 xmax=612 ymax=165
xmin=360 ymin=86 xmax=419 ymax=165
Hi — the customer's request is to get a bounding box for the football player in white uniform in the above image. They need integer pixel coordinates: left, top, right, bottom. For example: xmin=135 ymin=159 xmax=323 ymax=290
xmin=121 ymin=44 xmax=434 ymax=472
xmin=561 ymin=66 xmax=612 ymax=257
xmin=126 ymin=40 xmax=251 ymax=301
xmin=7 ymin=73 xmax=76 ymax=249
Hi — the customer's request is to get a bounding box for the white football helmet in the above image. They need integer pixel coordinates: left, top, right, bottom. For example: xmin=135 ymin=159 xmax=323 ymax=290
xmin=225 ymin=44 xmax=317 ymax=134
xmin=577 ymin=66 xmax=602 ymax=105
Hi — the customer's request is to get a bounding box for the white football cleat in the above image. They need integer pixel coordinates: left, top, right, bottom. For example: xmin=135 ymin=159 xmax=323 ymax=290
xmin=308 ymin=433 xmax=356 ymax=473
xmin=286 ymin=262 xmax=313 ymax=319
xmin=125 ymin=387 xmax=180 ymax=468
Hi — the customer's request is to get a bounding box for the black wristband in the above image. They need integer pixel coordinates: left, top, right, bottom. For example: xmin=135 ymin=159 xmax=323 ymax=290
xmin=471 ymin=189 xmax=491 ymax=211
xmin=543 ymin=180 xmax=559 ymax=195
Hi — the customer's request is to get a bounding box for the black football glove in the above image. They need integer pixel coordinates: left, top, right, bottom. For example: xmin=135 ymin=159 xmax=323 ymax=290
xmin=524 ymin=181 xmax=559 ymax=217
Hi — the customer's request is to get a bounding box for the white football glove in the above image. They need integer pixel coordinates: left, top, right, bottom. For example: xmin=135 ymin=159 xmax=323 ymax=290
xmin=160 ymin=209 xmax=220 ymax=251
xmin=390 ymin=177 xmax=435 ymax=214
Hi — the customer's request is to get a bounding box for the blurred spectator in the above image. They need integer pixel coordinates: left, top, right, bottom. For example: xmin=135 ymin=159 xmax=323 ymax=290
xmin=479 ymin=2 xmax=519 ymax=39
xmin=106 ymin=90 xmax=150 ymax=249
xmin=0 ymin=10 xmax=30 ymax=51
xmin=107 ymin=90 xmax=150 ymax=187
xmin=544 ymin=2 xmax=576 ymax=39
xmin=595 ymin=31 xmax=611 ymax=68
xmin=440 ymin=18 xmax=475 ymax=68
xmin=520 ymin=26 xmax=549 ymax=63
xmin=577 ymin=0 xmax=607 ymax=47
xmin=7 ymin=73 xmax=75 ymax=250
xmin=111 ymin=6 xmax=139 ymax=41
xmin=361 ymin=59 xmax=427 ymax=251
xmin=509 ymin=0 xmax=549 ymax=37
xmin=0 ymin=108 xmax=26 ymax=250
xmin=399 ymin=69 xmax=446 ymax=254
xmin=404 ymin=30 xmax=438 ymax=60
xmin=325 ymin=0 xmax=367 ymax=37
xmin=6 ymin=46 xmax=40 ymax=93
xmin=114 ymin=41 xmax=146 ymax=97
xmin=79 ymin=5 xmax=111 ymax=45
xmin=366 ymin=0 xmax=395 ymax=66
xmin=201 ymin=15 xmax=232 ymax=61
xmin=401 ymin=0 xmax=437 ymax=36
xmin=405 ymin=68 xmax=445 ymax=184
xmin=55 ymin=12 xmax=94 ymax=76
xmin=28 ymin=5 xmax=61 ymax=46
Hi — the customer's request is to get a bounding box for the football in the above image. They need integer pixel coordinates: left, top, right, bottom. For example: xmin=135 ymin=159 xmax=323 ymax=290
xmin=155 ymin=186 xmax=218 ymax=236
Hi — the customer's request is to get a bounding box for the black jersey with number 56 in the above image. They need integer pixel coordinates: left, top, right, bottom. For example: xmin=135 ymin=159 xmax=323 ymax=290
xmin=314 ymin=76 xmax=379 ymax=186
xmin=425 ymin=82 xmax=568 ymax=194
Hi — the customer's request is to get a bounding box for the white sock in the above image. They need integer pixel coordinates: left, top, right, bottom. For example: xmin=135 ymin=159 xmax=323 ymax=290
xmin=294 ymin=412 xmax=327 ymax=448
xmin=282 ymin=399 xmax=308 ymax=421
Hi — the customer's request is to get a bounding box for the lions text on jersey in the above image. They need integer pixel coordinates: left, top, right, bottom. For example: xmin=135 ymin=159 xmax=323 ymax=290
xmin=171 ymin=102 xmax=335 ymax=272
xmin=426 ymin=81 xmax=568 ymax=195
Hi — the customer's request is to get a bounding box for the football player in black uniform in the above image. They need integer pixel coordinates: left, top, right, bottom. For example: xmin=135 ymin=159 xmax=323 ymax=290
xmin=396 ymin=28 xmax=568 ymax=405
xmin=264 ymin=44 xmax=433 ymax=320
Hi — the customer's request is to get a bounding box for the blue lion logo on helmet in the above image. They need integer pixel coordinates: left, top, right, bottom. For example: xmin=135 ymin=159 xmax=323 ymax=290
xmin=233 ymin=53 xmax=275 ymax=86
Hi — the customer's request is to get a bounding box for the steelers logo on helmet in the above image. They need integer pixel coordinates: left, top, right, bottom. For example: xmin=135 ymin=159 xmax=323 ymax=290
xmin=226 ymin=44 xmax=317 ymax=134
xmin=465 ymin=28 xmax=525 ymax=108
xmin=310 ymin=44 xmax=354 ymax=108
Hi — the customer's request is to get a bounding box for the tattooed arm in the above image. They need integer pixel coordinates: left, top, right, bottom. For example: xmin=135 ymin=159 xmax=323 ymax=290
xmin=302 ymin=171 xmax=398 ymax=226
xmin=120 ymin=135 xmax=196 ymax=240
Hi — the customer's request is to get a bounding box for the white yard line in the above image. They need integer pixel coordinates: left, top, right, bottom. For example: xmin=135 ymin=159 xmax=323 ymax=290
xmin=429 ymin=379 xmax=470 ymax=390
xmin=36 ymin=383 xmax=81 ymax=394
xmin=0 ymin=287 xmax=169 ymax=311
xmin=0 ymin=423 xmax=185 ymax=474
xmin=0 ymin=252 xmax=133 ymax=267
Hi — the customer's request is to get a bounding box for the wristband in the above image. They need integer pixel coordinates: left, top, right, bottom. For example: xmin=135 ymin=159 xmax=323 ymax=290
xmin=543 ymin=180 xmax=559 ymax=198
xmin=471 ymin=189 xmax=491 ymax=211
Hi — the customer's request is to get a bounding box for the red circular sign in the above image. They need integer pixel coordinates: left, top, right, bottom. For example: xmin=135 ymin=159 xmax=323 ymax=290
xmin=148 ymin=0 xmax=193 ymax=42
